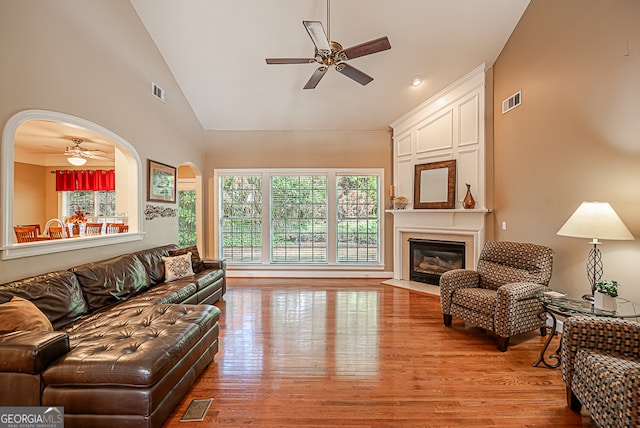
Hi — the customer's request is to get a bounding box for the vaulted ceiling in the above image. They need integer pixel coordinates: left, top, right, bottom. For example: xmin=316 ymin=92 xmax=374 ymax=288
xmin=129 ymin=0 xmax=530 ymax=131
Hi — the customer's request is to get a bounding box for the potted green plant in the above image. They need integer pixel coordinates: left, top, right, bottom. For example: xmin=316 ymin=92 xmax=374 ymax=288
xmin=594 ymin=279 xmax=619 ymax=311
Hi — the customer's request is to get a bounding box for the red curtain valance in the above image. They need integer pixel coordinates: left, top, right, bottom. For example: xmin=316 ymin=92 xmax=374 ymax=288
xmin=55 ymin=170 xmax=115 ymax=192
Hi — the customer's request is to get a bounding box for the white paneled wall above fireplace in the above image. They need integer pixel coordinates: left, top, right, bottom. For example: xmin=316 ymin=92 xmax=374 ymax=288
xmin=387 ymin=65 xmax=489 ymax=287
xmin=390 ymin=64 xmax=486 ymax=209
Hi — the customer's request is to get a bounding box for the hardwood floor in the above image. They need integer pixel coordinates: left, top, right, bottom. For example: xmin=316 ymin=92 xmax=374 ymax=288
xmin=164 ymin=278 xmax=597 ymax=427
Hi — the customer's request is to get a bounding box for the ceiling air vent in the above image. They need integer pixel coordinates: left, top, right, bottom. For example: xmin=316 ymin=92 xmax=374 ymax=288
xmin=501 ymin=90 xmax=521 ymax=114
xmin=152 ymin=82 xmax=165 ymax=103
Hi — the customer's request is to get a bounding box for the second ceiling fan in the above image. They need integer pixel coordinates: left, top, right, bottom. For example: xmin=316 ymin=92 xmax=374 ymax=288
xmin=265 ymin=1 xmax=391 ymax=89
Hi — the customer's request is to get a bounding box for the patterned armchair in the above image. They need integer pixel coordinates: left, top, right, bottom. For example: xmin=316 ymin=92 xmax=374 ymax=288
xmin=440 ymin=241 xmax=554 ymax=351
xmin=561 ymin=316 xmax=640 ymax=427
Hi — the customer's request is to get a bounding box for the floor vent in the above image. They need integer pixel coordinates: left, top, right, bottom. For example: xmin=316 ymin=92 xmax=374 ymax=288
xmin=501 ymin=90 xmax=521 ymax=114
xmin=152 ymin=82 xmax=165 ymax=103
xmin=180 ymin=398 xmax=213 ymax=422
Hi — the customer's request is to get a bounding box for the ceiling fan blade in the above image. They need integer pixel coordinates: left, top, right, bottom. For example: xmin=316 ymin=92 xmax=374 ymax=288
xmin=335 ymin=63 xmax=373 ymax=86
xmin=341 ymin=36 xmax=391 ymax=60
xmin=303 ymin=21 xmax=331 ymax=53
xmin=266 ymin=58 xmax=316 ymax=65
xmin=303 ymin=66 xmax=328 ymax=90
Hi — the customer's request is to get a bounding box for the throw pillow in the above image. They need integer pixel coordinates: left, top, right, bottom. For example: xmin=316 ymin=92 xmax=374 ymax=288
xmin=0 ymin=296 xmax=54 ymax=332
xmin=162 ymin=252 xmax=194 ymax=282
xmin=168 ymin=245 xmax=205 ymax=273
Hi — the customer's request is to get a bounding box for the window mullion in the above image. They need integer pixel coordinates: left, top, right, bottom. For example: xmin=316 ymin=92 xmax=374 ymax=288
xmin=262 ymin=171 xmax=271 ymax=264
xmin=327 ymin=172 xmax=337 ymax=264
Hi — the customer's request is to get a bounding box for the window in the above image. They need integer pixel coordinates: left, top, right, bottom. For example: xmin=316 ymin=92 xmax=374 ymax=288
xmin=218 ymin=169 xmax=382 ymax=267
xmin=64 ymin=191 xmax=116 ymax=218
xmin=220 ymin=175 xmax=262 ymax=262
xmin=336 ymin=175 xmax=379 ymax=263
xmin=271 ymin=175 xmax=327 ymax=263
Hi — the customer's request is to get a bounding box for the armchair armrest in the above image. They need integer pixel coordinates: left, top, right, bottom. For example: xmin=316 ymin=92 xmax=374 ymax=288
xmin=439 ymin=269 xmax=480 ymax=314
xmin=497 ymin=282 xmax=546 ymax=302
xmin=0 ymin=331 xmax=69 ymax=374
xmin=494 ymin=282 xmax=546 ymax=337
xmin=561 ymin=316 xmax=640 ymax=386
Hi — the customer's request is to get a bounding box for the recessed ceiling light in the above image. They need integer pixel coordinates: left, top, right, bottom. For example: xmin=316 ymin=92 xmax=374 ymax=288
xmin=411 ymin=75 xmax=423 ymax=87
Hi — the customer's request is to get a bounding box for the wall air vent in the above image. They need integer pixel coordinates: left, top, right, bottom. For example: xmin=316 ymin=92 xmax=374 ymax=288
xmin=152 ymin=82 xmax=165 ymax=103
xmin=501 ymin=90 xmax=521 ymax=114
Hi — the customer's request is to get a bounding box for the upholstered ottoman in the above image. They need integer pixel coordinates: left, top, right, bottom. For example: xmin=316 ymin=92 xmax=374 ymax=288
xmin=42 ymin=303 xmax=220 ymax=428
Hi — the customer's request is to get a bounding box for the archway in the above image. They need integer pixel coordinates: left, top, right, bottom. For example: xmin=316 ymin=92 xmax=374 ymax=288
xmin=2 ymin=109 xmax=143 ymax=259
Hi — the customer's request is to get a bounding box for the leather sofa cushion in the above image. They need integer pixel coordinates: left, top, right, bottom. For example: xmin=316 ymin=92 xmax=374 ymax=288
xmin=47 ymin=304 xmax=220 ymax=387
xmin=72 ymin=254 xmax=149 ymax=311
xmin=112 ymin=281 xmax=198 ymax=310
xmin=134 ymin=244 xmax=179 ymax=284
xmin=0 ymin=271 xmax=88 ymax=330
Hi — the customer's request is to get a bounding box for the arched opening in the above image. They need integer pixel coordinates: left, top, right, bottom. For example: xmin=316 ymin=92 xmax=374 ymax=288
xmin=1 ymin=109 xmax=143 ymax=259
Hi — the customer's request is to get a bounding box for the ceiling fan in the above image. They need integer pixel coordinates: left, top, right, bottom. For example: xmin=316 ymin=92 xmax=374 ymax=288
xmin=265 ymin=1 xmax=391 ymax=89
xmin=64 ymin=138 xmax=113 ymax=165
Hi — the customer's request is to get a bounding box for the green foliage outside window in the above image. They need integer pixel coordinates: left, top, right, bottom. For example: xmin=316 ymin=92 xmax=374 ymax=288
xmin=178 ymin=190 xmax=197 ymax=247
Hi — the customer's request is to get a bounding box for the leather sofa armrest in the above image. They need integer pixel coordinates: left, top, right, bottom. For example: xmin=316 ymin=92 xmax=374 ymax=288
xmin=0 ymin=331 xmax=69 ymax=374
xmin=203 ymin=258 xmax=226 ymax=271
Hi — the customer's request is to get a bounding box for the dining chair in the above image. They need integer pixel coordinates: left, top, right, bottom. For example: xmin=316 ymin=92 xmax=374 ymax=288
xmin=106 ymin=223 xmax=128 ymax=234
xmin=14 ymin=226 xmax=38 ymax=243
xmin=84 ymin=223 xmax=103 ymax=235
xmin=48 ymin=227 xmax=66 ymax=240
xmin=17 ymin=224 xmax=41 ymax=236
xmin=44 ymin=218 xmax=67 ymax=237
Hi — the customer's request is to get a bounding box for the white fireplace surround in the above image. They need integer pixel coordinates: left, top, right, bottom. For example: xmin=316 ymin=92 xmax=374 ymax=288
xmin=389 ymin=209 xmax=489 ymax=283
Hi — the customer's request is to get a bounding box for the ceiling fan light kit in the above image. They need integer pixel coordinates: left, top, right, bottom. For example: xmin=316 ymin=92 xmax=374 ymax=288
xmin=62 ymin=137 xmax=113 ymax=165
xmin=67 ymin=155 xmax=87 ymax=166
xmin=266 ymin=1 xmax=391 ymax=90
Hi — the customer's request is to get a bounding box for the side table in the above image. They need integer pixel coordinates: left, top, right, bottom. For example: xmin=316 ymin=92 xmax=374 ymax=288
xmin=533 ymin=294 xmax=640 ymax=369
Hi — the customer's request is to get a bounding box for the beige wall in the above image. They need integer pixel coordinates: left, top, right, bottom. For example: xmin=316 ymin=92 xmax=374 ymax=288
xmin=203 ymin=130 xmax=394 ymax=270
xmin=493 ymin=0 xmax=640 ymax=301
xmin=13 ymin=163 xmax=47 ymax=234
xmin=0 ymin=1 xmax=204 ymax=283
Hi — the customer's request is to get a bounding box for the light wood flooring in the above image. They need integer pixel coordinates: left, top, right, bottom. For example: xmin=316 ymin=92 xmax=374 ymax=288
xmin=164 ymin=278 xmax=598 ymax=427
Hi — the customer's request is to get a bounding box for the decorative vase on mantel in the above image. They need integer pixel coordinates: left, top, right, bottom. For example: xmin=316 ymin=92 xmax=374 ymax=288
xmin=463 ymin=183 xmax=476 ymax=209
xmin=594 ymin=291 xmax=617 ymax=312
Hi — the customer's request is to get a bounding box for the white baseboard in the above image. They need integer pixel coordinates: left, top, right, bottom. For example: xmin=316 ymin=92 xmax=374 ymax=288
xmin=227 ymin=270 xmax=394 ymax=279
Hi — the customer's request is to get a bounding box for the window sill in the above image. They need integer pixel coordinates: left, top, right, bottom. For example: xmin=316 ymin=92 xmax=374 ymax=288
xmin=228 ymin=263 xmax=385 ymax=271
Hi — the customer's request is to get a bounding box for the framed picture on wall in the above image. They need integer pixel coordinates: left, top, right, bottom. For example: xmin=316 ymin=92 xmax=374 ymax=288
xmin=147 ymin=159 xmax=176 ymax=203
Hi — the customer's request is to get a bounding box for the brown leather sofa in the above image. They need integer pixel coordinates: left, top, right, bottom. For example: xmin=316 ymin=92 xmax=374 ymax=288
xmin=0 ymin=244 xmax=225 ymax=428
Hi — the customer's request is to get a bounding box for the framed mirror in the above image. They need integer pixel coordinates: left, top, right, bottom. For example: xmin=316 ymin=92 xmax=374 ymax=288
xmin=414 ymin=160 xmax=456 ymax=209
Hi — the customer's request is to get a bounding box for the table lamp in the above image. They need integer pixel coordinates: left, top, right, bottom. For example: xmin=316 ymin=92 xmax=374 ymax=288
xmin=557 ymin=201 xmax=634 ymax=298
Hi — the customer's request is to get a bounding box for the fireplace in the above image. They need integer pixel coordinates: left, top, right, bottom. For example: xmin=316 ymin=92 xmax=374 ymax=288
xmin=409 ymin=239 xmax=465 ymax=285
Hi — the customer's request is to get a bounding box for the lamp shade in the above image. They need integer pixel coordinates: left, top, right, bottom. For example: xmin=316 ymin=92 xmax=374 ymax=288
xmin=557 ymin=201 xmax=634 ymax=240
xmin=67 ymin=155 xmax=86 ymax=166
